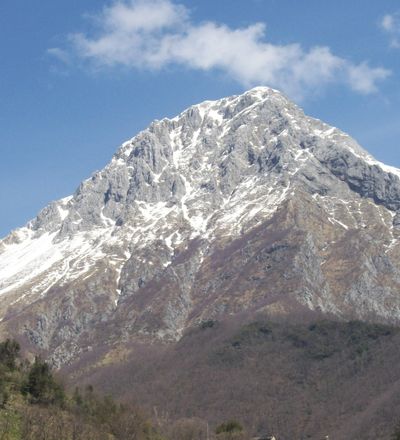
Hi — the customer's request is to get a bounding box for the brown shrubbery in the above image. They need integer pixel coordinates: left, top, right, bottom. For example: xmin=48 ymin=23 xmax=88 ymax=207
xmin=3 ymin=318 xmax=400 ymax=439
xmin=72 ymin=317 xmax=400 ymax=439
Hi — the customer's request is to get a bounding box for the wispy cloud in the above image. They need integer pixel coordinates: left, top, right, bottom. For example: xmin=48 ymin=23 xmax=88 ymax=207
xmin=49 ymin=0 xmax=390 ymax=100
xmin=47 ymin=48 xmax=71 ymax=65
xmin=380 ymin=12 xmax=400 ymax=48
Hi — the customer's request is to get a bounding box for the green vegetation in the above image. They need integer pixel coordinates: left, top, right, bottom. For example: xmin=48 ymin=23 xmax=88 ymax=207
xmin=215 ymin=420 xmax=246 ymax=440
xmin=0 ymin=320 xmax=394 ymax=439
xmin=23 ymin=357 xmax=65 ymax=405
xmin=0 ymin=339 xmax=163 ymax=440
xmin=0 ymin=338 xmax=256 ymax=440
xmin=224 ymin=319 xmax=395 ymax=362
xmin=286 ymin=320 xmax=394 ymax=360
xmin=215 ymin=420 xmax=243 ymax=434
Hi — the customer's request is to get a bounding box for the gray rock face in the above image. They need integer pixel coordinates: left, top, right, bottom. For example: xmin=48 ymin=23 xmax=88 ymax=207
xmin=1 ymin=86 xmax=400 ymax=365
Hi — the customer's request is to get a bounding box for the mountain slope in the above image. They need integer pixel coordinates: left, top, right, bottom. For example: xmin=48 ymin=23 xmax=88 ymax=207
xmin=64 ymin=317 xmax=400 ymax=440
xmin=1 ymin=87 xmax=400 ymax=365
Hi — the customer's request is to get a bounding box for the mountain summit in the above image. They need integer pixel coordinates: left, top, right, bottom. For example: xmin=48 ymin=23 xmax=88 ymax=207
xmin=1 ymin=87 xmax=400 ymax=364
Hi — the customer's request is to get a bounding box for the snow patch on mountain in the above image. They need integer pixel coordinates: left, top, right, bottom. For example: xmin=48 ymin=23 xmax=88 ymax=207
xmin=1 ymin=86 xmax=400 ymax=309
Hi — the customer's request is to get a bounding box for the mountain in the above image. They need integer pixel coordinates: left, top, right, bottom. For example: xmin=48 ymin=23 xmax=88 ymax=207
xmin=1 ymin=86 xmax=400 ymax=367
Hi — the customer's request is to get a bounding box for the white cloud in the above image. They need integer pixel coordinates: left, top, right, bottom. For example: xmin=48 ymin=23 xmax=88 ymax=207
xmin=47 ymin=48 xmax=71 ymax=65
xmin=347 ymin=63 xmax=390 ymax=94
xmin=98 ymin=0 xmax=187 ymax=32
xmin=382 ymin=14 xmax=395 ymax=32
xmin=50 ymin=0 xmax=390 ymax=100
xmin=380 ymin=12 xmax=400 ymax=48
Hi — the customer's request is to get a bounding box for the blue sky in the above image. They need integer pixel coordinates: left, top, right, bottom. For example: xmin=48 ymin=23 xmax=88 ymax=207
xmin=1 ymin=0 xmax=400 ymax=237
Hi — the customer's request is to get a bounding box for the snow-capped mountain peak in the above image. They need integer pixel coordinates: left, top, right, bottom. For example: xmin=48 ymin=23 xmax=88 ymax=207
xmin=1 ymin=87 xmax=400 ymax=364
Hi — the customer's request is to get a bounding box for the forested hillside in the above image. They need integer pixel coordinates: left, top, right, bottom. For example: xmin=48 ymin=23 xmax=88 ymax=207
xmin=0 ymin=338 xmax=258 ymax=439
xmin=66 ymin=317 xmax=400 ymax=439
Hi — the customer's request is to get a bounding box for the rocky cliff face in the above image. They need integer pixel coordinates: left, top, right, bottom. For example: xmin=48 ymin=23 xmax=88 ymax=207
xmin=1 ymin=87 xmax=400 ymax=365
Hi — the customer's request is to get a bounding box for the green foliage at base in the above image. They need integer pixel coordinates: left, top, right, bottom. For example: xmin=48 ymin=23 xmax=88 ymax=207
xmin=0 ymin=339 xmax=252 ymax=440
xmin=22 ymin=357 xmax=65 ymax=406
xmin=216 ymin=420 xmax=243 ymax=434
xmin=0 ymin=339 xmax=164 ymax=440
xmin=392 ymin=423 xmax=400 ymax=440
